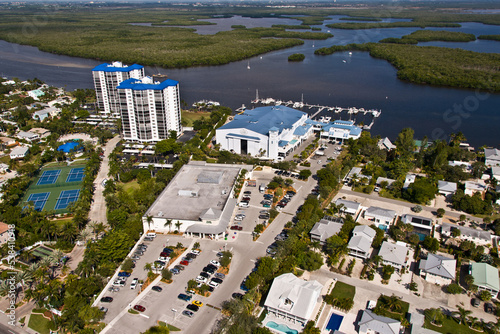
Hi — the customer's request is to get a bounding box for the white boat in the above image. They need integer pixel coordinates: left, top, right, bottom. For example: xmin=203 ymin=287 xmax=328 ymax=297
xmin=247 ymin=61 xmax=250 ymax=70
xmin=348 ymin=52 xmax=352 ymax=55
xmin=252 ymin=89 xmax=260 ymax=103
xmin=275 ymin=100 xmax=282 ymax=106
xmin=342 ymin=60 xmax=347 ymax=63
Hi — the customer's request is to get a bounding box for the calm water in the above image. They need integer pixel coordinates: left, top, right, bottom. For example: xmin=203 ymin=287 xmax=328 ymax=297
xmin=0 ymin=15 xmax=499 ymax=147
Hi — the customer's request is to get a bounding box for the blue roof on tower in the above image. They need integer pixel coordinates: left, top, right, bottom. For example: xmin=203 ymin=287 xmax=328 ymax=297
xmin=92 ymin=63 xmax=144 ymax=72
xmin=117 ymin=77 xmax=179 ymax=91
xmin=218 ymin=106 xmax=306 ymax=136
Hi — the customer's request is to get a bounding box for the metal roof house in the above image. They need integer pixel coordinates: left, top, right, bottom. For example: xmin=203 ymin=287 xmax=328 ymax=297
xmin=437 ymin=180 xmax=457 ymax=197
xmin=364 ymin=206 xmax=397 ymax=230
xmin=379 ymin=241 xmax=409 ymax=271
xmin=348 ymin=225 xmax=376 ymax=259
xmin=469 ymin=262 xmax=500 ymax=297
xmin=9 ymin=146 xmax=29 ymax=159
xmin=309 ymin=217 xmax=343 ymax=245
xmin=264 ymin=273 xmax=323 ymax=325
xmin=335 ymin=198 xmax=361 ymax=216
xmin=419 ymin=253 xmax=456 ymax=285
xmin=441 ymin=222 xmax=492 ymax=245
xmin=378 ymin=137 xmax=396 ymax=151
xmin=216 ymin=106 xmax=310 ymax=161
xmin=485 ymin=148 xmax=500 ymax=167
xmin=142 ymin=161 xmax=251 ymax=240
xmin=358 ymin=309 xmax=401 ymax=334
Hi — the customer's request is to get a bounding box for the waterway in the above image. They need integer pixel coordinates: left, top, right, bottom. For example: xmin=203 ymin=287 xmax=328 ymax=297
xmin=0 ymin=15 xmax=499 ymax=147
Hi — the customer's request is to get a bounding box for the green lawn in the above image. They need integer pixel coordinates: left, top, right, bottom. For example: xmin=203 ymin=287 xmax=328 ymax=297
xmin=374 ymin=295 xmax=410 ymax=322
xmin=330 ymin=281 xmax=356 ymax=299
xmin=424 ymin=316 xmax=483 ymax=334
xmin=181 ymin=110 xmax=211 ymax=127
xmin=120 ymin=180 xmax=140 ymax=194
xmin=28 ymin=314 xmax=58 ymax=334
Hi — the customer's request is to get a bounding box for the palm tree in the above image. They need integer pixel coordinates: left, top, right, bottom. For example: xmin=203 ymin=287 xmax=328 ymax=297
xmin=164 ymin=219 xmax=172 ymax=233
xmin=425 ymin=308 xmax=444 ymax=326
xmin=384 ymin=294 xmax=402 ymax=312
xmin=452 ymin=305 xmax=472 ymax=326
xmin=145 ymin=215 xmax=154 ymax=232
xmin=468 ymin=316 xmax=480 ymax=330
xmin=310 ymin=241 xmax=321 ymax=252
xmin=78 ymin=229 xmax=91 ymax=244
xmin=144 ymin=263 xmax=153 ymax=274
xmin=175 ymin=221 xmax=182 ymax=232
xmin=193 ymin=242 xmax=200 ymax=250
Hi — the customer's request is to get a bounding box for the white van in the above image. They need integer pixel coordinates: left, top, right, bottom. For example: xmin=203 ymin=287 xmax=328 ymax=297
xmin=146 ymin=232 xmax=156 ymax=238
xmin=238 ymin=202 xmax=249 ymax=208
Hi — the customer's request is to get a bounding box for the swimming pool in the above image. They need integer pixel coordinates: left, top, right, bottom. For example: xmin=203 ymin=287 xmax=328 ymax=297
xmin=266 ymin=321 xmax=298 ymax=334
xmin=57 ymin=140 xmax=81 ymax=153
xmin=326 ymin=312 xmax=344 ymax=331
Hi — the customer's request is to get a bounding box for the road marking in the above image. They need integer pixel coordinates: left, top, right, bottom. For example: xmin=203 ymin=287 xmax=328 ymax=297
xmin=139 ymin=313 xmax=150 ymax=319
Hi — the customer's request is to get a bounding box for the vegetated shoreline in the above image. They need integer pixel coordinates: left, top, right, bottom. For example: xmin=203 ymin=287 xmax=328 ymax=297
xmin=478 ymin=34 xmax=500 ymax=41
xmin=379 ymin=30 xmax=476 ymax=45
xmin=315 ymin=43 xmax=500 ymax=92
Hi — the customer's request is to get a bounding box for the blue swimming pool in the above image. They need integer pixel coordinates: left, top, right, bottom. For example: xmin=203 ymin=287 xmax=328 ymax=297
xmin=326 ymin=313 xmax=344 ymax=331
xmin=57 ymin=140 xmax=81 ymax=153
xmin=266 ymin=321 xmax=298 ymax=334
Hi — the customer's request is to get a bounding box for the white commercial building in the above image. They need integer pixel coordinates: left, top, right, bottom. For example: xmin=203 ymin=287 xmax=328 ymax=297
xmin=319 ymin=120 xmax=362 ymax=143
xmin=92 ymin=61 xmax=144 ymax=117
xmin=142 ymin=162 xmax=251 ymax=239
xmin=216 ymin=106 xmax=312 ymax=161
xmin=117 ymin=75 xmax=182 ymax=143
xmin=264 ymin=273 xmax=323 ymax=325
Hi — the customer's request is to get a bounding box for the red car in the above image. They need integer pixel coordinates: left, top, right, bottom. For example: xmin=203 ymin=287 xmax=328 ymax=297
xmin=230 ymin=225 xmax=243 ymax=231
xmin=133 ymin=305 xmax=146 ymax=312
xmin=180 ymin=260 xmax=189 ymax=266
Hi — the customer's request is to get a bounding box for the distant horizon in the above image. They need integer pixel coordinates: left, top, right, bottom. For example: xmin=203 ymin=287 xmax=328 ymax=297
xmin=3 ymin=0 xmax=500 ymax=4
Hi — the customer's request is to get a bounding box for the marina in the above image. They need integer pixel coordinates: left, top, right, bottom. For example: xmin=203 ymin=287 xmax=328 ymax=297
xmin=249 ymin=90 xmax=381 ymax=130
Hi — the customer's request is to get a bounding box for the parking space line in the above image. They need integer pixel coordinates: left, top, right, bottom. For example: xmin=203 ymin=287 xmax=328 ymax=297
xmin=139 ymin=314 xmax=150 ymax=319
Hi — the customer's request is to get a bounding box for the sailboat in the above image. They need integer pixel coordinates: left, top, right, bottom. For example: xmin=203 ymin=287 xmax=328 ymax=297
xmin=247 ymin=61 xmax=250 ymax=70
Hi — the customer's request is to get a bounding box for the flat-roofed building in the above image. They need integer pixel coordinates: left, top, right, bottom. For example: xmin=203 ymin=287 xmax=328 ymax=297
xmin=320 ymin=120 xmax=362 ymax=143
xmin=142 ymin=161 xmax=251 ymax=240
xmin=401 ymin=214 xmax=433 ymax=231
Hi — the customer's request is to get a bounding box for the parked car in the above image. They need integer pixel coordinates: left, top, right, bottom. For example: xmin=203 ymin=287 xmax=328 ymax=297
xmin=174 ymin=265 xmax=185 ymax=271
xmin=230 ymin=225 xmax=243 ymax=231
xmin=232 ymin=292 xmax=243 ymax=300
xmin=182 ymin=310 xmax=194 ymax=318
xmin=180 ymin=260 xmax=189 ymax=266
xmin=242 ymin=197 xmax=251 ymax=202
xmin=211 ymin=277 xmax=223 ymax=284
xmin=133 ymin=305 xmax=146 ymax=312
xmin=186 ymin=304 xmax=199 ymax=312
xmin=203 ymin=266 xmax=215 ymax=274
xmin=196 ymin=276 xmax=207 ymax=284
xmin=118 ymin=271 xmax=131 ymax=277
xmin=186 ymin=253 xmax=197 ymax=259
xmin=259 ymin=214 xmax=270 ymax=219
xmin=243 ymin=191 xmax=252 ymax=195
xmin=206 ymin=264 xmax=218 ymax=270
xmin=178 ymin=293 xmax=192 ymax=301
xmin=210 ymin=260 xmax=220 ymax=267
xmin=215 ymin=273 xmax=225 ymax=279
xmin=471 ymin=298 xmax=480 ymax=307
xmin=162 ymin=248 xmax=174 ymax=254
xmin=208 ymin=281 xmax=219 ymax=288
xmin=170 ymin=268 xmax=180 ymax=275
xmin=216 ymin=252 xmax=224 ymax=258
xmin=151 ymin=286 xmax=162 ymax=292
xmin=101 ymin=296 xmax=113 ymax=303
xmin=199 ymin=272 xmax=210 ymax=279
xmin=99 ymin=306 xmax=108 ymax=313
xmin=485 ymin=302 xmax=494 ymax=313
xmin=130 ymin=278 xmax=139 ymax=289
xmin=182 ymin=257 xmax=194 ymax=263
xmin=192 ymin=300 xmax=203 ymax=307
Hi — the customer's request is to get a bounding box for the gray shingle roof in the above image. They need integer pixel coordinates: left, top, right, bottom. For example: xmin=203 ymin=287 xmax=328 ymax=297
xmin=441 ymin=223 xmax=491 ymax=242
xmin=365 ymin=206 xmax=397 ymax=221
xmin=358 ymin=310 xmax=400 ymax=334
xmin=379 ymin=241 xmax=408 ymax=267
xmin=419 ymin=253 xmax=456 ymax=280
xmin=310 ymin=219 xmax=343 ymax=243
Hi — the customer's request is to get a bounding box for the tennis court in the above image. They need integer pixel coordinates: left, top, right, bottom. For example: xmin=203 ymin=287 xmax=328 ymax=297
xmin=25 ymin=192 xmax=50 ymax=211
xmin=54 ymin=189 xmax=80 ymax=210
xmin=36 ymin=170 xmax=61 ymax=185
xmin=66 ymin=167 xmax=85 ymax=183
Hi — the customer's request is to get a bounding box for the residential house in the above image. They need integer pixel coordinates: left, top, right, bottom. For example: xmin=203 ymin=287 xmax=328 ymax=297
xmin=448 ymin=160 xmax=472 ymax=172
xmin=310 ymin=217 xmax=343 ymax=245
xmin=348 ymin=225 xmax=376 ymax=259
xmin=440 ymin=222 xmax=492 ymax=245
xmin=379 ymin=241 xmax=409 ymax=271
xmin=358 ymin=309 xmax=401 ymax=334
xmin=363 ymin=206 xmax=397 ymax=230
xmin=335 ymin=198 xmax=361 ymax=216
xmin=464 ymin=180 xmax=487 ymax=197
xmin=0 ymin=137 xmax=17 ymax=150
xmin=491 ymin=166 xmax=500 ymax=181
xmin=403 ymin=173 xmax=416 ymax=189
xmin=0 ymin=163 xmax=9 ymax=172
xmin=378 ymin=137 xmax=396 ymax=151
xmin=469 ymin=262 xmax=500 ymax=298
xmin=33 ymin=109 xmax=50 ymax=121
xmin=29 ymin=128 xmax=51 ymax=138
xmin=437 ymin=180 xmax=457 ymax=197
xmin=9 ymin=146 xmax=29 ymax=159
xmin=264 ymin=273 xmax=323 ymax=325
xmin=27 ymin=89 xmax=45 ymax=100
xmin=409 ymin=313 xmax=441 ymax=334
xmin=0 ymin=222 xmax=11 ymax=245
xmin=485 ymin=148 xmax=500 ymax=167
xmin=419 ymin=253 xmax=456 ymax=285
xmin=401 ymin=214 xmax=433 ymax=233
xmin=17 ymin=131 xmax=39 ymax=142
xmin=376 ymin=177 xmax=396 ymax=188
